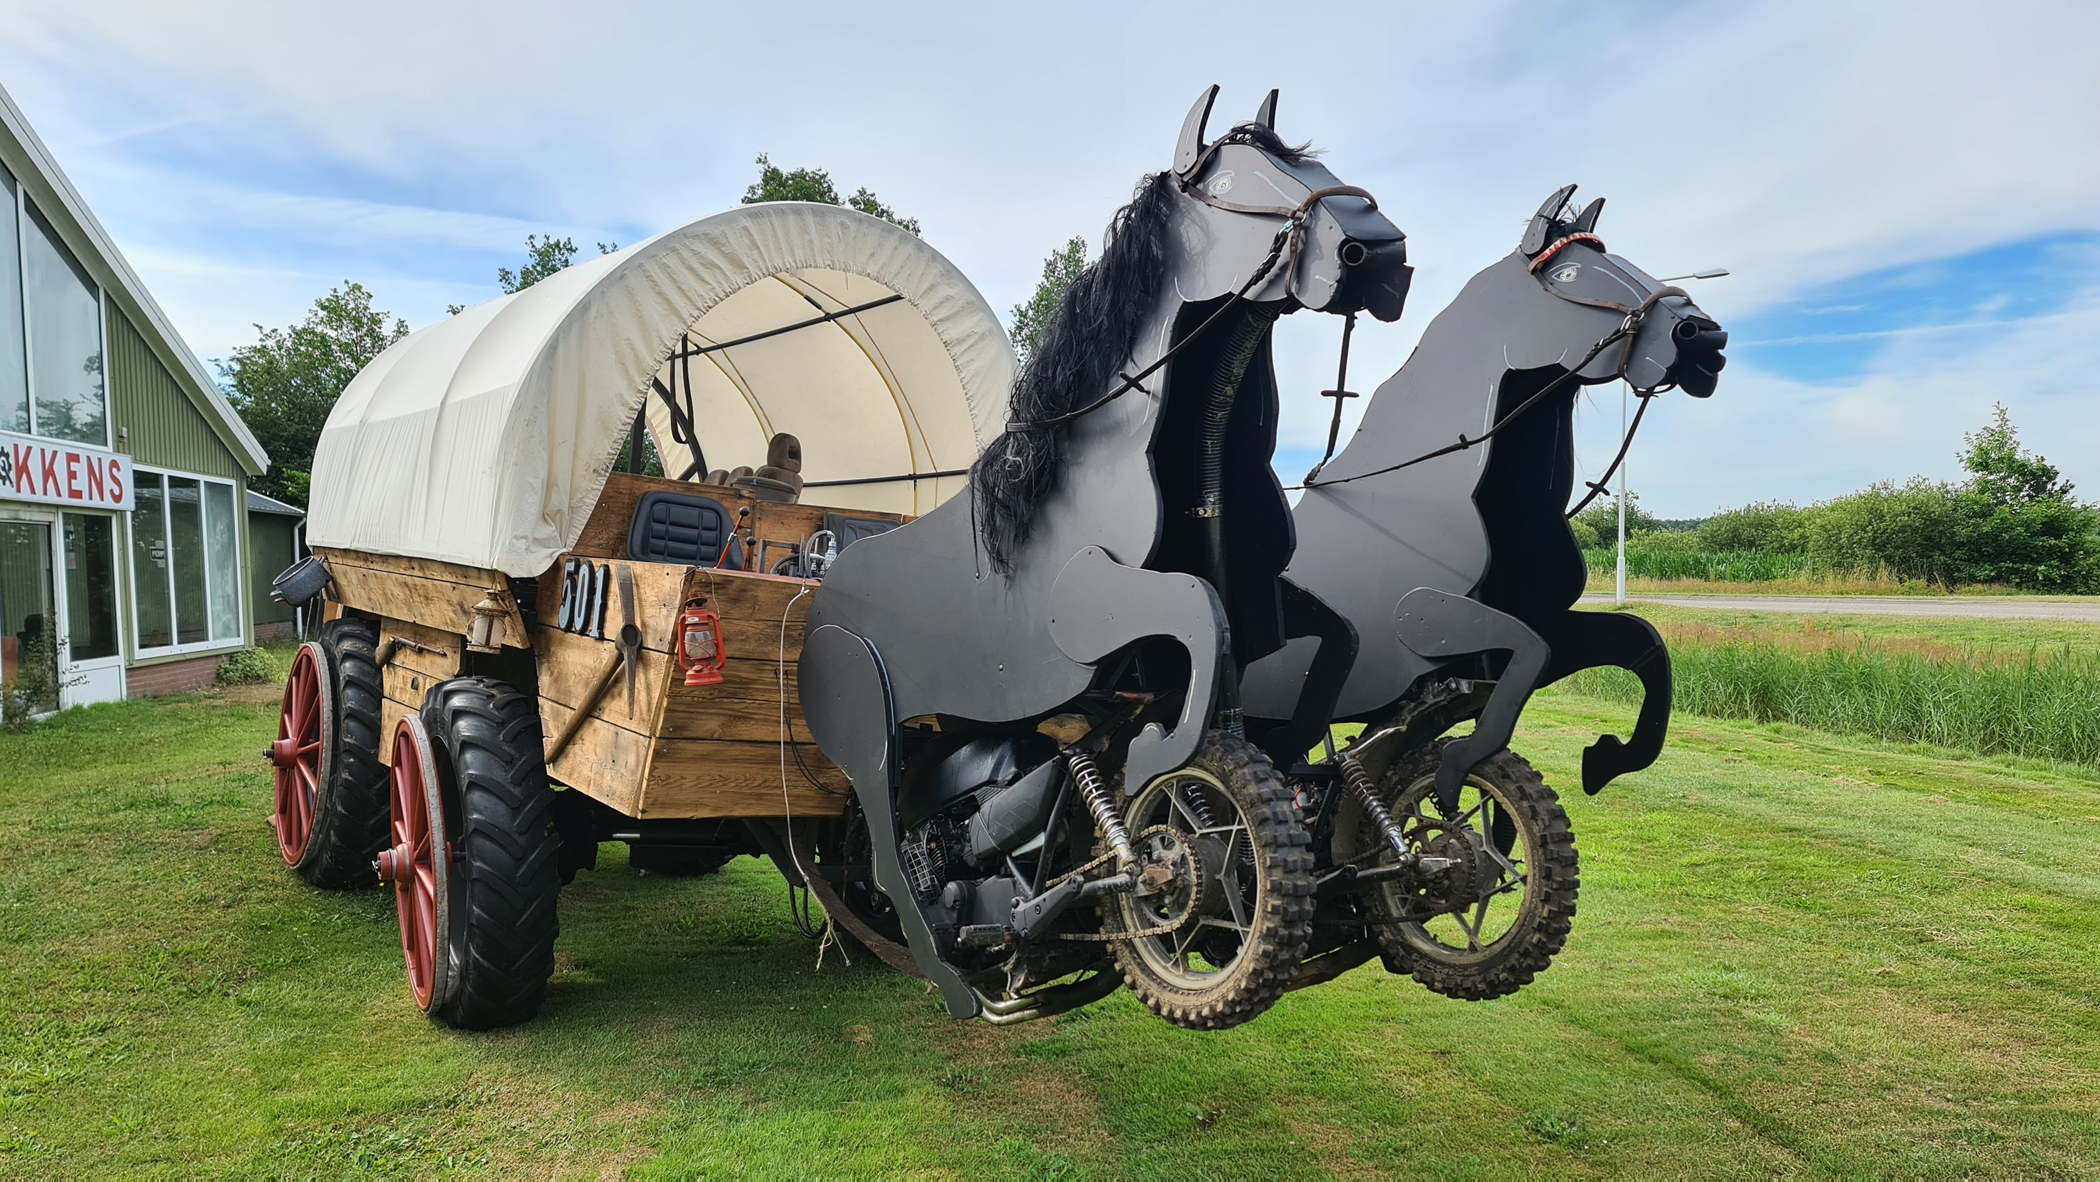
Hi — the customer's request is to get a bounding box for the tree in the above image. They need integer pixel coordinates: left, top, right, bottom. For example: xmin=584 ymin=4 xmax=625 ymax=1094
xmin=1010 ymin=236 xmax=1087 ymax=364
xmin=742 ymin=154 xmax=921 ymax=235
xmin=1947 ymin=403 xmax=2095 ymax=589
xmin=1572 ymin=492 xmax=1658 ymax=547
xmin=1959 ymin=401 xmax=2074 ymax=505
xmin=221 ymin=283 xmax=410 ymax=506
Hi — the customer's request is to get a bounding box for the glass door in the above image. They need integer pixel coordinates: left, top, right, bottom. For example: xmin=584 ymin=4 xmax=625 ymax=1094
xmin=61 ymin=512 xmax=123 ymax=706
xmin=0 ymin=518 xmax=58 ymax=719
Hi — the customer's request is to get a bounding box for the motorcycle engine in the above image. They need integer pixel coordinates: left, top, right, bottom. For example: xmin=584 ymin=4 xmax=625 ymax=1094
xmin=896 ymin=731 xmax=1061 ymax=952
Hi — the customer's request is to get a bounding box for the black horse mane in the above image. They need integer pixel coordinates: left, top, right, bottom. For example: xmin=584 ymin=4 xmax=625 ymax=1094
xmin=971 ymin=169 xmax=1178 ymax=573
xmin=970 ymin=123 xmax=1319 ymax=573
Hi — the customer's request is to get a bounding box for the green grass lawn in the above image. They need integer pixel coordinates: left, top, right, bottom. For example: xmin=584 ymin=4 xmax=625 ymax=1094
xmin=4 ymin=679 xmax=2100 ymax=1175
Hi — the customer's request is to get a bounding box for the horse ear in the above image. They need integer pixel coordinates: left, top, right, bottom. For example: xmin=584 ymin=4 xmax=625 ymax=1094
xmin=1570 ymin=196 xmax=1605 ymax=234
xmin=1521 ymin=183 xmax=1579 ymax=255
xmin=1175 ymin=84 xmax=1220 ymax=176
xmin=1253 ymin=88 xmax=1279 ymax=130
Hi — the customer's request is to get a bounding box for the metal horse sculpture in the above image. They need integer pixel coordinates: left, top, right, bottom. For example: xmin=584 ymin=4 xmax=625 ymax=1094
xmin=802 ymin=86 xmax=1411 ymax=1019
xmin=1244 ymin=185 xmax=1729 ymax=805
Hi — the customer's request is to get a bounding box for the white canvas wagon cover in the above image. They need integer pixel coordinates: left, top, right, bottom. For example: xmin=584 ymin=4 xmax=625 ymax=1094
xmin=307 ymin=202 xmax=1014 ymax=577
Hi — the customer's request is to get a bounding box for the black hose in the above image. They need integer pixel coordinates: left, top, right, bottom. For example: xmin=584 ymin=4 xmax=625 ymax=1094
xmin=1193 ymin=303 xmax=1279 ymax=736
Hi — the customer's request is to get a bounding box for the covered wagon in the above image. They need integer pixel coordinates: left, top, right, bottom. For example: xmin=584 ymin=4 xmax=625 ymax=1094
xmin=267 ymin=202 xmax=1011 ymax=1028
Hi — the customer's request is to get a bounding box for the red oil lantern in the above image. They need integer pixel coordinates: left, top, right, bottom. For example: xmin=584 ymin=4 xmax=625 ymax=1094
xmin=678 ymin=597 xmax=727 ymax=687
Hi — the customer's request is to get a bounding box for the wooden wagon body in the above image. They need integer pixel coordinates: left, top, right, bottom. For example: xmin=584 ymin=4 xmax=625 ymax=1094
xmin=313 ymin=471 xmax=910 ymax=823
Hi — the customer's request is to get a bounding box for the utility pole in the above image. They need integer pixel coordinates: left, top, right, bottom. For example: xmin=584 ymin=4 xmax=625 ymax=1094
xmin=1616 ymin=381 xmax=1628 ymax=607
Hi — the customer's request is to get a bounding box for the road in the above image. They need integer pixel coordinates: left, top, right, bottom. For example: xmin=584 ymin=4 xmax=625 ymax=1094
xmin=1577 ymin=593 xmax=2100 ymax=623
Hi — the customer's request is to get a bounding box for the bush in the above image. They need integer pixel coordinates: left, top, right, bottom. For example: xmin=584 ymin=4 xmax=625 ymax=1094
xmin=1569 ymin=518 xmax=1602 ymax=549
xmin=1627 ymin=528 xmax=1703 ymax=553
xmin=1674 ymin=407 xmax=2100 ymax=593
xmin=1697 ymin=501 xmax=1820 ymax=554
xmin=215 ymin=648 xmax=276 ymax=686
xmin=1571 ymin=494 xmax=1658 ymax=547
xmin=1808 ymin=478 xmax=1963 ymax=585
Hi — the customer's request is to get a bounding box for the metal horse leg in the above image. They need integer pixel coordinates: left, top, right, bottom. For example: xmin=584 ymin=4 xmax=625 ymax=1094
xmin=798 ymin=624 xmax=979 ymax=1018
xmin=1392 ymin=587 xmax=1551 ymax=813
xmin=1539 ymin=610 xmax=1673 ymax=794
xmin=1046 ymin=546 xmax=1227 ymax=794
xmin=1257 ymin=577 xmax=1359 ymax=769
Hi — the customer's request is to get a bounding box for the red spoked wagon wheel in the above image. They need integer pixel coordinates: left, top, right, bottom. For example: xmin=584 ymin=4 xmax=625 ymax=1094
xmin=377 ymin=715 xmax=451 ymax=1013
xmin=270 ymin=642 xmax=335 ymax=866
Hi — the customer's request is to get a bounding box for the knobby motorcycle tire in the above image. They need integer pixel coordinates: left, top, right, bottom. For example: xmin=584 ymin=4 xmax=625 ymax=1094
xmin=1371 ymin=742 xmax=1578 ymax=1001
xmin=1106 ymin=730 xmax=1315 ymax=1030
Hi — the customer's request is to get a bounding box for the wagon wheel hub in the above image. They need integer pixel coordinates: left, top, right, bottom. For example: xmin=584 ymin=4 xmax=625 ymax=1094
xmin=267 ymin=737 xmax=303 ymax=769
xmin=375 ymin=841 xmax=413 ymax=884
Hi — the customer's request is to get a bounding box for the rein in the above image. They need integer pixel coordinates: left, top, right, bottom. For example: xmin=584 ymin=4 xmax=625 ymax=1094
xmin=1296 ymin=283 xmax=1687 ymax=491
xmin=1002 ymin=186 xmax=1372 ymax=436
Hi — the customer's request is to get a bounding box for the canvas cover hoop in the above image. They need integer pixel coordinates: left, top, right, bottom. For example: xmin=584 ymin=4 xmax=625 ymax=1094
xmin=307 ymin=202 xmax=1014 ymax=577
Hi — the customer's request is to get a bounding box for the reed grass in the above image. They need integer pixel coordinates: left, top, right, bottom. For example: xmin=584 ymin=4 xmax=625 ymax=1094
xmin=1583 ymin=546 xmax=1821 ymax=582
xmin=1563 ymin=635 xmax=2100 ymax=768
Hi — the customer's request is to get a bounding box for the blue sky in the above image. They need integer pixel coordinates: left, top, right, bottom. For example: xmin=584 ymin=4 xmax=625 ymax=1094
xmin=2 ymin=0 xmax=2095 ymax=517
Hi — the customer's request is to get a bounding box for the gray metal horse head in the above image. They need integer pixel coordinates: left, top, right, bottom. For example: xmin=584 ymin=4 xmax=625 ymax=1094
xmin=1171 ymin=85 xmax=1412 ymax=322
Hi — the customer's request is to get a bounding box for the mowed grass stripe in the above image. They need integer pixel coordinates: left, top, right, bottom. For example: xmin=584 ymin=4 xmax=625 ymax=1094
xmin=3 ymin=680 xmax=2099 ymax=1173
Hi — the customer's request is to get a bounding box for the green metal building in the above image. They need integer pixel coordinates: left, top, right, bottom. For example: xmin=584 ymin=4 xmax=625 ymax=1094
xmin=0 ymin=80 xmax=287 ymax=711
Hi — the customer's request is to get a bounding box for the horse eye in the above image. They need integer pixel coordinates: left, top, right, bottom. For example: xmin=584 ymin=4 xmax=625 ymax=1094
xmin=1552 ymin=265 xmax=1580 ymax=283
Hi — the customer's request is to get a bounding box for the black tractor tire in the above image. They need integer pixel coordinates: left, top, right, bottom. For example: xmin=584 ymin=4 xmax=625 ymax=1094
xmin=1366 ymin=742 xmax=1578 ymax=1001
xmin=421 ymin=677 xmax=561 ymax=1031
xmin=293 ymin=618 xmax=389 ymax=888
xmin=1104 ymin=730 xmax=1315 ymax=1030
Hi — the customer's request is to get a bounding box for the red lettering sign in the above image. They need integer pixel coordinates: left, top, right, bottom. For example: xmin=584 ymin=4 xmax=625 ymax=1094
xmin=0 ymin=430 xmax=134 ymax=510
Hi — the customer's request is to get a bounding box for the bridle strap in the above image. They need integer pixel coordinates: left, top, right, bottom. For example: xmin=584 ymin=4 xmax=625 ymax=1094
xmin=1527 ymin=232 xmax=1606 ymax=273
xmin=1001 ymin=184 xmax=1376 ymax=437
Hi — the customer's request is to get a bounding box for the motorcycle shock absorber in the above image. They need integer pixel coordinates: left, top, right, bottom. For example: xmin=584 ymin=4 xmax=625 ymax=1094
xmin=1067 ymin=750 xmax=1135 ymax=867
xmin=1340 ymin=749 xmax=1415 ymax=865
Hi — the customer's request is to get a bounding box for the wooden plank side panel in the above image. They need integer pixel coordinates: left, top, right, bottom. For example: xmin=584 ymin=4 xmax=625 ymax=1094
xmin=658 ymin=658 xmax=815 ymax=743
xmin=379 ymin=694 xmax=413 ymax=767
xmin=533 ymin=626 xmax=671 ymax=717
xmin=636 ymin=738 xmax=849 ymax=819
xmin=540 ymin=701 xmax=651 ymax=815
xmin=315 ymin=547 xmax=530 ymax=649
xmin=379 ymin=618 xmax=462 ymax=681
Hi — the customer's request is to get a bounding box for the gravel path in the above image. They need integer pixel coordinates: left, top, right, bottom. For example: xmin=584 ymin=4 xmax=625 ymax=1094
xmin=1578 ymin=593 xmax=2100 ymax=623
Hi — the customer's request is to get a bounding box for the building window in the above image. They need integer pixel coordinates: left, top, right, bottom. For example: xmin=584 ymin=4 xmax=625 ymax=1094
xmin=0 ymin=160 xmax=26 ymax=435
xmin=130 ymin=468 xmax=241 ymax=652
xmin=21 ymin=201 xmax=106 ymax=445
xmin=0 ymin=162 xmax=108 ymax=448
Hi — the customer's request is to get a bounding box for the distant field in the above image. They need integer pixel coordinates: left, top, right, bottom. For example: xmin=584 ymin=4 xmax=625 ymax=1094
xmin=4 ymin=679 xmax=2100 ymax=1173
